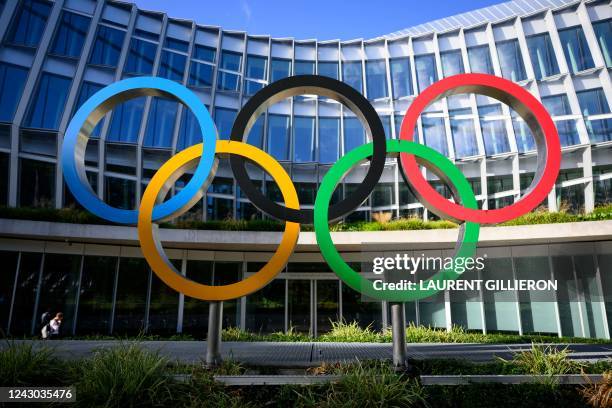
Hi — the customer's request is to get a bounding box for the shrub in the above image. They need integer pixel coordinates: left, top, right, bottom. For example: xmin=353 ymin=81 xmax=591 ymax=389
xmin=0 ymin=341 xmax=64 ymax=386
xmin=318 ymin=321 xmax=383 ymax=343
xmin=72 ymin=343 xmax=174 ymax=407
xmin=501 ymin=343 xmax=583 ymax=376
xmin=581 ymin=371 xmax=612 ymax=408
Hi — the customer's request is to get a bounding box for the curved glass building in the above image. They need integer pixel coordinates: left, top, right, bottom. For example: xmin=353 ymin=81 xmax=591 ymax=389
xmin=0 ymin=0 xmax=611 ymax=339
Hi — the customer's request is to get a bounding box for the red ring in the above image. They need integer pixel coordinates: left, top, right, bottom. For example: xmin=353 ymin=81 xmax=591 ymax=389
xmin=398 ymin=73 xmax=561 ymax=224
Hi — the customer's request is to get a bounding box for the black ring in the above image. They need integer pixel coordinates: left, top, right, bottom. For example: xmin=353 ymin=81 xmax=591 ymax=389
xmin=229 ymin=75 xmax=386 ymax=224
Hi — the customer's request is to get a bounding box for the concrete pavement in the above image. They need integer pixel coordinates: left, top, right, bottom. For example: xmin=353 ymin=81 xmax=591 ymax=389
xmin=2 ymin=340 xmax=611 ymax=367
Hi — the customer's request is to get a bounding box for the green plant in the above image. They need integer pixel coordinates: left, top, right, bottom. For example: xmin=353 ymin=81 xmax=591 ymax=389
xmin=318 ymin=321 xmax=383 ymax=343
xmin=72 ymin=342 xmax=174 ymax=407
xmin=0 ymin=341 xmax=64 ymax=386
xmin=500 ymin=343 xmax=583 ymax=376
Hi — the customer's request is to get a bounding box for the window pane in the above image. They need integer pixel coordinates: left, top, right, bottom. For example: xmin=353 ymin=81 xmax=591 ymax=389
xmin=270 ymin=58 xmax=291 ymax=82
xmin=541 ymin=94 xmax=580 ymax=146
xmin=319 ymin=117 xmax=339 ymax=163
xmin=76 ymin=256 xmax=116 ymax=335
xmin=164 ymin=37 xmax=188 ymax=52
xmin=177 ymin=108 xmax=203 ymax=151
xmin=342 ymin=61 xmax=362 ymax=93
xmin=0 ymin=251 xmax=18 ymax=331
xmin=193 ymin=44 xmax=215 ymax=62
xmin=414 ymin=54 xmax=438 ymax=92
xmin=221 ymin=114 xmax=253 ymax=149
xmin=293 ymin=116 xmax=315 ymax=162
xmin=220 ymin=50 xmax=241 ymax=71
xmin=450 ymin=110 xmax=479 ymax=158
xmin=214 ymin=107 xmax=236 ymax=140
xmin=113 ymin=258 xmax=148 ymax=334
xmin=318 ymin=61 xmax=338 ymax=79
xmin=246 ymin=55 xmax=266 ymax=79
xmin=19 ymin=158 xmax=55 ymax=207
xmin=244 ymin=80 xmax=263 ymax=96
xmin=317 ymin=280 xmax=339 ymax=334
xmin=124 ymin=38 xmax=156 ymax=74
xmin=390 ymin=57 xmax=412 ymax=98
xmin=144 ymin=98 xmax=178 ymax=147
xmin=267 ymin=114 xmax=290 ymax=161
xmin=422 ymin=116 xmax=448 ymax=156
xmin=6 ymin=0 xmax=51 ymax=47
xmin=158 ymin=50 xmax=186 ymax=81
xmin=440 ymin=50 xmax=464 ymax=77
xmin=295 ymin=60 xmax=315 ymax=75
xmin=108 ymin=97 xmax=145 ymax=143
xmin=105 ymin=176 xmax=136 ymax=210
xmin=37 ymin=254 xmax=81 ymax=336
xmin=479 ymin=105 xmax=510 ymax=155
xmin=526 ymin=33 xmax=560 ymax=79
xmin=0 ymin=63 xmax=28 ymax=122
xmin=380 ymin=115 xmax=392 ymax=139
xmin=593 ymin=19 xmax=611 ymax=68
xmin=216 ymin=71 xmax=240 ymax=91
xmin=74 ymin=82 xmax=104 ymax=137
xmin=246 ymin=279 xmax=285 ymax=333
xmin=365 ymin=60 xmax=388 ymax=99
xmin=25 ymin=73 xmax=71 ymax=130
xmin=188 ymin=61 xmax=213 ymax=87
xmin=89 ymin=25 xmax=125 ymax=67
xmin=0 ymin=153 xmax=8 ymax=205
xmin=467 ymin=45 xmax=494 ymax=74
xmin=512 ymin=111 xmax=535 ymax=152
xmin=9 ymin=253 xmax=42 ymax=335
xmin=148 ymin=272 xmax=178 ymax=334
xmin=577 ymin=88 xmax=612 ymax=143
xmin=343 ymin=117 xmax=365 ymax=153
xmin=50 ymin=11 xmax=90 ymax=58
xmin=496 ymin=39 xmax=527 ymax=82
xmin=558 ymin=26 xmax=595 ymax=73
xmin=206 ymin=196 xmax=233 ymax=220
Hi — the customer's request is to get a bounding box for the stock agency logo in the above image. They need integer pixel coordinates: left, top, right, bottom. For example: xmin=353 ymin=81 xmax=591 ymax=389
xmin=62 ymin=73 xmax=561 ymax=303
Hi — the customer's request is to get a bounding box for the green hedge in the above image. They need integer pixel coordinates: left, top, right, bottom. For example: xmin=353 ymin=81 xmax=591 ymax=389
xmin=2 ymin=204 xmax=612 ymax=232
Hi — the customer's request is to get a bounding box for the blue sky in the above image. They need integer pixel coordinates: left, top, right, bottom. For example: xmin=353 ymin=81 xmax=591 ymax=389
xmin=132 ymin=0 xmax=506 ymax=41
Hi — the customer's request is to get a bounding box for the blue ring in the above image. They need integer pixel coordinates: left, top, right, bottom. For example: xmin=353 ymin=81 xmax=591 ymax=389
xmin=61 ymin=77 xmax=217 ymax=224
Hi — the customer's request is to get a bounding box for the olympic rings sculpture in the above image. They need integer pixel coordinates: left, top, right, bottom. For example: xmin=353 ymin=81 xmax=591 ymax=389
xmin=62 ymin=73 xmax=560 ymax=302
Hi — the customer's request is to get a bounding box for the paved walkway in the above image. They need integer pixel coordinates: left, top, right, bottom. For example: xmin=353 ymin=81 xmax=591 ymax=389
xmin=3 ymin=340 xmax=611 ymax=366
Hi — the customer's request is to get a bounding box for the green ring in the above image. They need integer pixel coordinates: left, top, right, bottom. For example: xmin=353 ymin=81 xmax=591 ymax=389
xmin=314 ymin=139 xmax=480 ymax=302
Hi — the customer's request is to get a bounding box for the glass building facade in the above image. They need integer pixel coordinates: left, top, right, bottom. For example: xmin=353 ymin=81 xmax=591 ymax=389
xmin=0 ymin=0 xmax=611 ymax=338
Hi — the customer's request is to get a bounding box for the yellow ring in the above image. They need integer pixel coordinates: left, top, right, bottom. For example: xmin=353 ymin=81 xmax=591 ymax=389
xmin=138 ymin=140 xmax=300 ymax=301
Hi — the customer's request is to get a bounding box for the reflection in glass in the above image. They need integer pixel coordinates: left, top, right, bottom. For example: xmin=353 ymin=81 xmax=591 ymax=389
xmin=7 ymin=0 xmax=51 ymax=47
xmin=9 ymin=253 xmax=42 ymax=335
xmin=319 ymin=117 xmax=339 ymax=163
xmin=577 ymin=88 xmax=612 ymax=143
xmin=270 ymin=58 xmax=291 ymax=82
xmin=422 ymin=116 xmax=448 ymax=156
xmin=74 ymin=82 xmax=103 ymax=137
xmin=189 ymin=61 xmax=213 ymax=87
xmin=25 ymin=73 xmax=71 ymax=130
xmin=526 ymin=33 xmax=559 ymax=79
xmin=496 ymin=39 xmax=527 ymax=82
xmin=317 ymin=280 xmax=339 ymax=334
xmin=293 ymin=116 xmax=315 ymax=162
xmin=37 ymin=254 xmax=81 ymax=336
xmin=0 ymin=251 xmax=19 ymax=331
xmin=541 ymin=94 xmax=580 ymax=146
xmin=515 ymin=257 xmax=558 ymax=334
xmin=76 ymin=256 xmax=116 ymax=335
xmin=220 ymin=51 xmax=242 ymax=71
xmin=247 ymin=279 xmax=284 ymax=333
xmin=158 ymin=51 xmax=186 ymax=81
xmin=246 ymin=55 xmax=267 ymax=79
xmin=295 ymin=60 xmax=315 ymax=75
xmin=365 ymin=60 xmax=388 ymax=99
xmin=144 ymin=98 xmax=178 ymax=148
xmin=267 ymin=114 xmax=290 ymax=161
xmin=479 ymin=105 xmax=510 ymax=155
xmin=113 ymin=258 xmax=149 ymax=334
xmin=89 ymin=25 xmax=125 ymax=67
xmin=214 ymin=107 xmax=237 ymax=140
xmin=414 ymin=54 xmax=438 ymax=92
xmin=19 ymin=159 xmax=55 ymax=207
xmin=342 ymin=281 xmax=382 ymax=330
xmin=105 ymin=176 xmax=136 ymax=210
xmin=343 ymin=117 xmax=365 ymax=154
xmin=0 ymin=63 xmax=28 ymax=122
xmin=553 ymin=256 xmax=581 ymax=337
xmin=193 ymin=44 xmax=216 ymax=62
xmin=450 ymin=268 xmax=483 ymax=331
xmin=593 ymin=19 xmax=611 ymax=68
xmin=449 ymin=110 xmax=479 ymax=158
xmin=288 ymin=280 xmax=310 ymax=333
xmin=318 ymin=61 xmax=339 ymax=79
xmin=389 ymin=57 xmax=412 ymax=98
xmin=482 ymin=258 xmax=519 ymax=332
xmin=148 ymin=271 xmax=179 ymax=334
xmin=467 ymin=45 xmax=493 ymax=74
xmin=108 ymin=97 xmax=145 ymax=143
xmin=50 ymin=11 xmax=90 ymax=58
xmin=440 ymin=50 xmax=464 ymax=77
xmin=182 ymin=260 xmax=213 ymax=335
xmin=342 ymin=61 xmax=363 ymax=93
xmin=558 ymin=26 xmax=595 ymax=73
xmin=125 ymin=38 xmax=156 ymax=75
